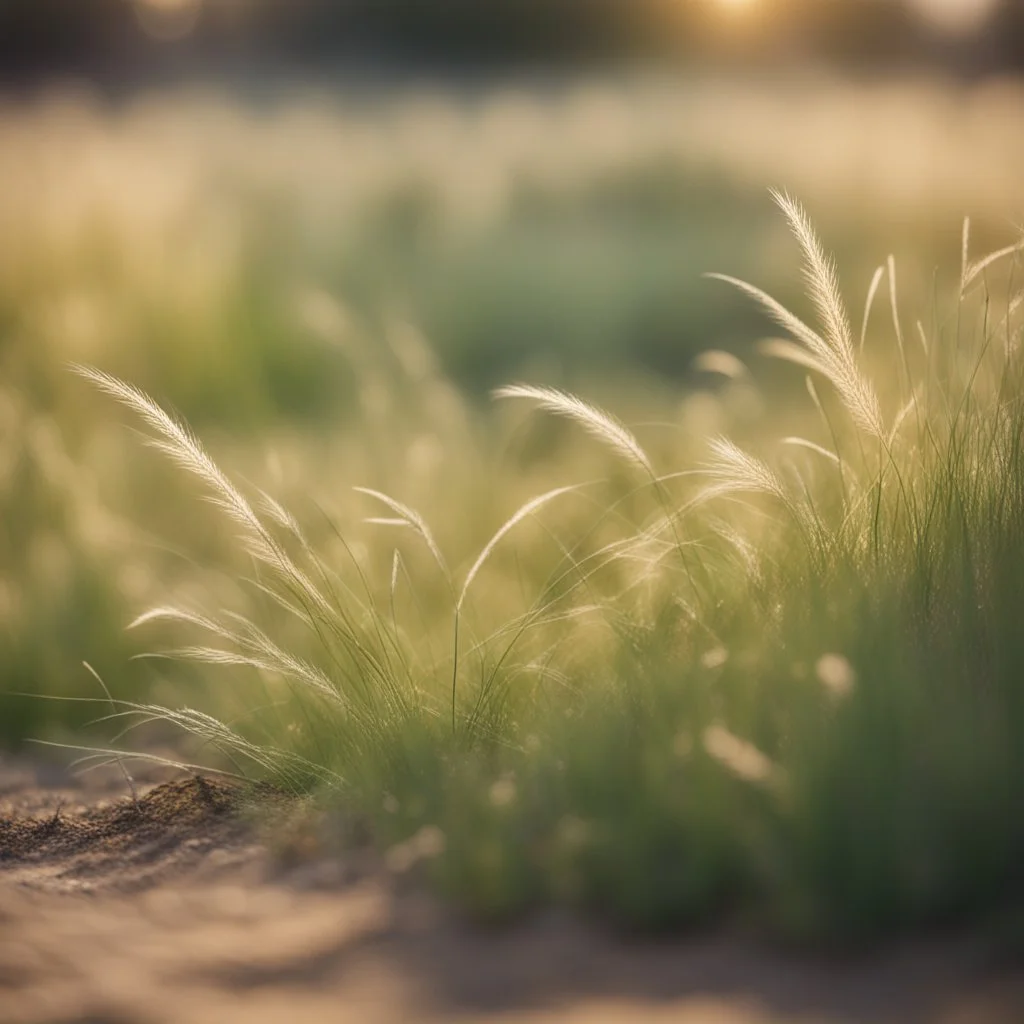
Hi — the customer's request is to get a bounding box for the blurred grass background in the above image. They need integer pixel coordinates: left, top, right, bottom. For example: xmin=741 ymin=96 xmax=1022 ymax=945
xmin=2 ymin=70 xmax=1023 ymax=745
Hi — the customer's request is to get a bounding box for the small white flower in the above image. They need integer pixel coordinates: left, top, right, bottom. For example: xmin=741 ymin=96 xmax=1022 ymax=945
xmin=489 ymin=777 xmax=517 ymax=808
xmin=703 ymin=724 xmax=778 ymax=787
xmin=816 ymin=653 xmax=856 ymax=698
xmin=411 ymin=825 xmax=446 ymax=859
xmin=701 ymin=646 xmax=729 ymax=670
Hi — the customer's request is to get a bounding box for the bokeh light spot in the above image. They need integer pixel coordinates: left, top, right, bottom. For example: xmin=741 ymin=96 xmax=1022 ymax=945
xmin=905 ymin=0 xmax=1001 ymax=35
xmin=133 ymin=0 xmax=203 ymax=42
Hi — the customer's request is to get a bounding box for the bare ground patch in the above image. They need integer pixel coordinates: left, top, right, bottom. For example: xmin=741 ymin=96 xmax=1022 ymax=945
xmin=1 ymin=757 xmax=1021 ymax=1024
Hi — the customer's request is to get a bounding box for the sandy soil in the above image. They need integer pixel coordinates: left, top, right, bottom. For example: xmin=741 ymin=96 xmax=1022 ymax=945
xmin=1 ymin=757 xmax=1022 ymax=1024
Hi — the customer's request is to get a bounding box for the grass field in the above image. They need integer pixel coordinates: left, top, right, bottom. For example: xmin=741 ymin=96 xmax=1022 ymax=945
xmin=3 ymin=74 xmax=1024 ymax=943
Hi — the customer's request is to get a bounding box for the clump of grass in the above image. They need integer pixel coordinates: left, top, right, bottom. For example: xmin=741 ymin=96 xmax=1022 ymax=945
xmin=76 ymin=195 xmax=1024 ymax=942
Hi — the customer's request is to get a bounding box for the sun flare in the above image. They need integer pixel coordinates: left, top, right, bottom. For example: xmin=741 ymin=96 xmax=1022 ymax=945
xmin=905 ymin=0 xmax=1000 ymax=35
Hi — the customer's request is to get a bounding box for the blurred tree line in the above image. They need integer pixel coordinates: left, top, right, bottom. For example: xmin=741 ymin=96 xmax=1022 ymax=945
xmin=0 ymin=0 xmax=1022 ymax=80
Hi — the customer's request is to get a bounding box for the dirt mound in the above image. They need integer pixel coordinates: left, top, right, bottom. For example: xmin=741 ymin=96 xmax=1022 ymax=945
xmin=0 ymin=773 xmax=260 ymax=894
xmin=1 ymin=758 xmax=1023 ymax=1023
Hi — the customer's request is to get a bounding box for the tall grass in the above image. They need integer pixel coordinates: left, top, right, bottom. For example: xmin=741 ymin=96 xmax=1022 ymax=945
xmin=5 ymin=80 xmax=1022 ymax=737
xmin=76 ymin=196 xmax=1024 ymax=940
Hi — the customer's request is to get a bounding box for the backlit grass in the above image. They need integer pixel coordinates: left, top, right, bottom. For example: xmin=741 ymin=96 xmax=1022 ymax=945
xmin=71 ymin=196 xmax=1024 ymax=941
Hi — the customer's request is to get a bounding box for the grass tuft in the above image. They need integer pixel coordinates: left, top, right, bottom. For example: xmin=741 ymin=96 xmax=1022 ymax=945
xmin=73 ymin=200 xmax=1024 ymax=942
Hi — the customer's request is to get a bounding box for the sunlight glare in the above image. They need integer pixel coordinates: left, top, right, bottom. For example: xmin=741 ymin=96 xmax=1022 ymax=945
xmin=905 ymin=0 xmax=1000 ymax=35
